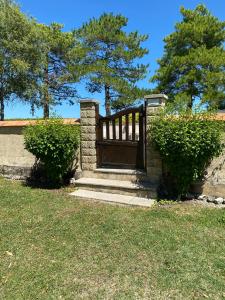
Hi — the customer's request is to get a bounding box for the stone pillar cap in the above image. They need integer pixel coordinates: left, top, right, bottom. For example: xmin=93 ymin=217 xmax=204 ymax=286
xmin=144 ymin=94 xmax=168 ymax=100
xmin=80 ymin=98 xmax=100 ymax=104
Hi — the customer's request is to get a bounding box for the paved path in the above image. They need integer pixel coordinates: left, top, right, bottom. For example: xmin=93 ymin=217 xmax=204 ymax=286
xmin=70 ymin=189 xmax=155 ymax=207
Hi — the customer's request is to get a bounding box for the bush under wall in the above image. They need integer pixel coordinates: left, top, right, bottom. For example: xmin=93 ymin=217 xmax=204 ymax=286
xmin=150 ymin=112 xmax=224 ymax=198
xmin=24 ymin=119 xmax=80 ymax=186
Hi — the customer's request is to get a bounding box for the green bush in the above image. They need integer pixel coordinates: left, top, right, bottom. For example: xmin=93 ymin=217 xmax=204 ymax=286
xmin=151 ymin=112 xmax=224 ymax=198
xmin=24 ymin=119 xmax=80 ymax=186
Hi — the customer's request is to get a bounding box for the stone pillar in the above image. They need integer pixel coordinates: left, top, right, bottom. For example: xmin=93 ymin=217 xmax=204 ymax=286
xmin=145 ymin=94 xmax=168 ymax=184
xmin=80 ymin=99 xmax=100 ymax=175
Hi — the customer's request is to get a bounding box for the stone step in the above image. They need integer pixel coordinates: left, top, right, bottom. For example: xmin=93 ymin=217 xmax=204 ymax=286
xmin=93 ymin=168 xmax=149 ymax=182
xmin=70 ymin=189 xmax=155 ymax=207
xmin=74 ymin=177 xmax=157 ymax=198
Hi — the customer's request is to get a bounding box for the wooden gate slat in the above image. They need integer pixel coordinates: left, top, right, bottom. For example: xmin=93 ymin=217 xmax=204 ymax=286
xmin=112 ymin=119 xmax=116 ymax=139
xmin=119 ymin=117 xmax=122 ymax=140
xmin=125 ymin=114 xmax=129 ymax=141
xmin=139 ymin=110 xmax=143 ymax=143
xmin=106 ymin=121 xmax=110 ymax=140
xmin=100 ymin=120 xmax=104 ymax=140
xmin=138 ymin=106 xmax=144 ymax=167
xmin=132 ymin=112 xmax=136 ymax=141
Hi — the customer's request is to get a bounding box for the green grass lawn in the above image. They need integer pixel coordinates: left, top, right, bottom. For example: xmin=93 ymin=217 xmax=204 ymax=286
xmin=0 ymin=177 xmax=225 ymax=299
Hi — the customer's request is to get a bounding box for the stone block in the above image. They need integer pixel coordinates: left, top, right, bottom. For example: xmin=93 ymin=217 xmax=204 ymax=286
xmin=82 ymin=156 xmax=96 ymax=164
xmin=80 ymin=109 xmax=96 ymax=119
xmin=81 ymin=126 xmax=96 ymax=134
xmin=81 ymin=141 xmax=96 ymax=149
xmin=146 ymin=107 xmax=160 ymax=116
xmin=81 ymin=162 xmax=96 ymax=171
xmin=81 ymin=148 xmax=96 ymax=156
xmin=81 ymin=118 xmax=96 ymax=126
xmin=0 ymin=165 xmax=32 ymax=179
xmin=81 ymin=132 xmax=96 ymax=141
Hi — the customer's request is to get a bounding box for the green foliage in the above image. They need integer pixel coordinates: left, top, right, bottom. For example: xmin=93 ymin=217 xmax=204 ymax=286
xmin=73 ymin=13 xmax=149 ymax=115
xmin=0 ymin=0 xmax=41 ymax=120
xmin=151 ymin=5 xmax=225 ymax=110
xmin=30 ymin=23 xmax=80 ymax=118
xmin=24 ymin=119 xmax=80 ymax=185
xmin=217 ymin=215 xmax=225 ymax=224
xmin=151 ymin=112 xmax=224 ymax=197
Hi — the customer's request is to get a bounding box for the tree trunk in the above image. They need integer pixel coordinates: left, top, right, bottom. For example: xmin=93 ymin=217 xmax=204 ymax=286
xmin=43 ymin=67 xmax=50 ymax=119
xmin=0 ymin=91 xmax=4 ymax=121
xmin=105 ymin=84 xmax=111 ymax=116
xmin=43 ymin=98 xmax=49 ymax=119
xmin=187 ymin=81 xmax=194 ymax=110
xmin=187 ymin=95 xmax=193 ymax=110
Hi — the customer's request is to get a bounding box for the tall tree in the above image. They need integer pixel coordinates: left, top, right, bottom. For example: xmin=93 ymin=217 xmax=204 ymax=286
xmin=151 ymin=5 xmax=225 ymax=110
xmin=31 ymin=23 xmax=80 ymax=118
xmin=74 ymin=13 xmax=149 ymax=116
xmin=0 ymin=0 xmax=40 ymax=120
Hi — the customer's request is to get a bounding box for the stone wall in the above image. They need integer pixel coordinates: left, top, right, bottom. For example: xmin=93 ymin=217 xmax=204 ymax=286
xmin=191 ymin=148 xmax=225 ymax=197
xmin=0 ymin=120 xmax=80 ymax=179
xmin=0 ymin=126 xmax=36 ymax=178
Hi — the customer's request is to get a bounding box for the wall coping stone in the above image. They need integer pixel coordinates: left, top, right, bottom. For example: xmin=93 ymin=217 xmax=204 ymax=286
xmin=144 ymin=94 xmax=168 ymax=100
xmin=80 ymin=99 xmax=100 ymax=104
xmin=0 ymin=118 xmax=80 ymax=127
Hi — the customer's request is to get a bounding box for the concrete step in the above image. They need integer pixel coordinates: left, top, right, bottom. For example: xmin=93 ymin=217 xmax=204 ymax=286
xmin=74 ymin=177 xmax=157 ymax=198
xmin=93 ymin=168 xmax=149 ymax=182
xmin=70 ymin=189 xmax=155 ymax=207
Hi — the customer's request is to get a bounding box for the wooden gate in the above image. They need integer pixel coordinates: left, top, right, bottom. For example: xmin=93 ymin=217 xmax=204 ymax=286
xmin=97 ymin=105 xmax=145 ymax=169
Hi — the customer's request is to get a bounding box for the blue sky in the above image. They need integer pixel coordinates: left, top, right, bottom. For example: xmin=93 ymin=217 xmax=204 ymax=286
xmin=6 ymin=0 xmax=225 ymax=119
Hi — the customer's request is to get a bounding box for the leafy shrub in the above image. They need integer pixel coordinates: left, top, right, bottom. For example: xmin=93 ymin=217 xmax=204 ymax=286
xmin=24 ymin=119 xmax=80 ymax=186
xmin=151 ymin=112 xmax=224 ymax=198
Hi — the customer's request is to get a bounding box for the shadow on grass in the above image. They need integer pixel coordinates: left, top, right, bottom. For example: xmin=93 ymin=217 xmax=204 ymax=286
xmin=23 ymin=162 xmax=75 ymax=190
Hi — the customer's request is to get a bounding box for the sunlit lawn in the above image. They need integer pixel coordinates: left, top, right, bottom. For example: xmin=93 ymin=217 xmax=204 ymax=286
xmin=0 ymin=177 xmax=225 ymax=299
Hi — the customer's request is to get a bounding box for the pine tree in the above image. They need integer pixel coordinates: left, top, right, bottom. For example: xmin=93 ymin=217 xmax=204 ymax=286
xmin=0 ymin=0 xmax=40 ymax=120
xmin=151 ymin=5 xmax=225 ymax=110
xmin=74 ymin=13 xmax=149 ymax=115
xmin=31 ymin=23 xmax=79 ymax=118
